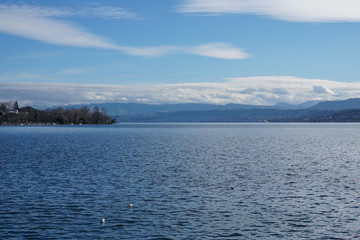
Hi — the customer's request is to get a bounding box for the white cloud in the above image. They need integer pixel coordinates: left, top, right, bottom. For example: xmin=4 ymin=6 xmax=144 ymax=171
xmin=1 ymin=76 xmax=360 ymax=107
xmin=119 ymin=43 xmax=250 ymax=59
xmin=118 ymin=46 xmax=181 ymax=57
xmin=313 ymin=85 xmax=335 ymax=95
xmin=177 ymin=0 xmax=360 ymax=22
xmin=0 ymin=3 xmax=247 ymax=59
xmin=56 ymin=67 xmax=92 ymax=75
xmin=188 ymin=43 xmax=250 ymax=59
xmin=79 ymin=5 xmax=141 ymax=20
xmin=0 ymin=5 xmax=120 ymax=49
xmin=0 ymin=3 xmax=140 ymax=20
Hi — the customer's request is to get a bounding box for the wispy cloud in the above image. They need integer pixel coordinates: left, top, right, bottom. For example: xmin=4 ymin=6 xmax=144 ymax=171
xmin=188 ymin=43 xmax=250 ymax=59
xmin=0 ymin=3 xmax=247 ymax=59
xmin=1 ymin=76 xmax=360 ymax=107
xmin=177 ymin=0 xmax=360 ymax=22
xmin=117 ymin=46 xmax=181 ymax=57
xmin=117 ymin=43 xmax=250 ymax=59
xmin=0 ymin=3 xmax=140 ymax=20
xmin=0 ymin=4 xmax=120 ymax=49
xmin=56 ymin=67 xmax=93 ymax=76
xmin=80 ymin=4 xmax=141 ymax=20
xmin=1 ymin=51 xmax=60 ymax=63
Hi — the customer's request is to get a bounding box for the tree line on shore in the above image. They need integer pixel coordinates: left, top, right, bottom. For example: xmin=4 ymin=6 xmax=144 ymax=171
xmin=0 ymin=101 xmax=116 ymax=125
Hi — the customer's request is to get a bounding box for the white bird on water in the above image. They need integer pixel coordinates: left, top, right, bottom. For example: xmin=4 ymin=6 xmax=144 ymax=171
xmin=101 ymin=218 xmax=105 ymax=225
xmin=128 ymin=203 xmax=133 ymax=208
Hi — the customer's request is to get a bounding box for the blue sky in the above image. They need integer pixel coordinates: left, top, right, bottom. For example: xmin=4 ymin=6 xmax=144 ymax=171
xmin=1 ymin=0 xmax=360 ymax=107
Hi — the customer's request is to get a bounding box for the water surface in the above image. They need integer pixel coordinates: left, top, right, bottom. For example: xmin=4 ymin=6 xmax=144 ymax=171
xmin=1 ymin=123 xmax=360 ymax=239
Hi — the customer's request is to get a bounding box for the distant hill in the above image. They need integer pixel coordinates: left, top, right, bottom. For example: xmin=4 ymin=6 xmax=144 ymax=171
xmin=62 ymin=100 xmax=321 ymax=116
xmin=274 ymin=100 xmax=322 ymax=109
xmin=116 ymin=108 xmax=360 ymax=123
xmin=54 ymin=98 xmax=360 ymax=122
xmin=116 ymin=108 xmax=316 ymax=122
xmin=311 ymin=98 xmax=360 ymax=110
xmin=63 ymin=102 xmax=272 ymax=116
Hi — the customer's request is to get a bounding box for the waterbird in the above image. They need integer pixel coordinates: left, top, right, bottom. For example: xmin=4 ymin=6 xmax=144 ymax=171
xmin=128 ymin=203 xmax=133 ymax=208
xmin=101 ymin=218 xmax=105 ymax=225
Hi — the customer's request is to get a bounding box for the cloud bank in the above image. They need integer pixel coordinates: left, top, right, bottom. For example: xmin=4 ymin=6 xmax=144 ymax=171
xmin=177 ymin=0 xmax=360 ymax=22
xmin=2 ymin=76 xmax=360 ymax=107
xmin=0 ymin=3 xmax=247 ymax=59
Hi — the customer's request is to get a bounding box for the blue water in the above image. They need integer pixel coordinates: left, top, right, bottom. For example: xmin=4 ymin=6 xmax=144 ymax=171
xmin=1 ymin=123 xmax=360 ymax=239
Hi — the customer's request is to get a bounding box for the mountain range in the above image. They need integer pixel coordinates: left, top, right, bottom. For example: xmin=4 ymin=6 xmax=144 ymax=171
xmin=61 ymin=98 xmax=360 ymax=122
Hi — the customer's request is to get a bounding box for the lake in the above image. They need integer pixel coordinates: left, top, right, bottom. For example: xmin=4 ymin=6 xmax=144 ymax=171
xmin=1 ymin=123 xmax=360 ymax=239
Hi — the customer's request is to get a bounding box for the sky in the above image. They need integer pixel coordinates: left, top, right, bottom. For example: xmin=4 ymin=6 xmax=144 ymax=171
xmin=1 ymin=0 xmax=360 ymax=107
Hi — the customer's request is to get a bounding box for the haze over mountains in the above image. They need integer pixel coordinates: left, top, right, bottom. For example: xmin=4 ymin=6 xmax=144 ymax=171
xmin=64 ymin=100 xmax=323 ymax=116
xmin=60 ymin=98 xmax=360 ymax=122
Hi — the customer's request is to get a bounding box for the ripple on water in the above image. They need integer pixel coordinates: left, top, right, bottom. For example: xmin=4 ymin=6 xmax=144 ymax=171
xmin=2 ymin=124 xmax=360 ymax=239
